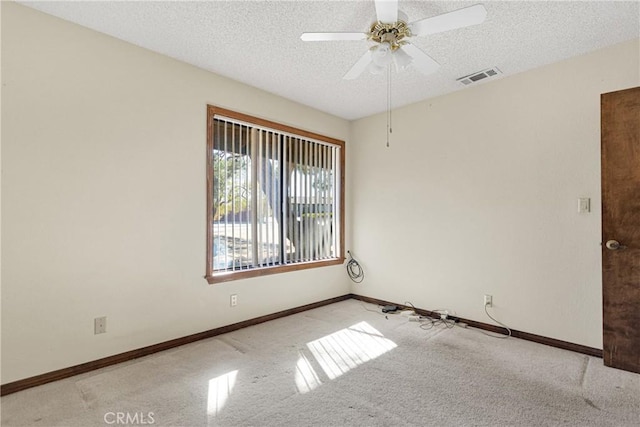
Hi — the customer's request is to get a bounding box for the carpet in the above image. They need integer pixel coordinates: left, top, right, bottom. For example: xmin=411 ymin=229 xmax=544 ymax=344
xmin=2 ymin=299 xmax=639 ymax=426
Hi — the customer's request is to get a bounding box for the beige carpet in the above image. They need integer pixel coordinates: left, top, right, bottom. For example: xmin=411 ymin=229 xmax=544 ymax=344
xmin=2 ymin=299 xmax=639 ymax=426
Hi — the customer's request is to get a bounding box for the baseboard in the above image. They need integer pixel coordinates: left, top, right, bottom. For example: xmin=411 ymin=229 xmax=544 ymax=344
xmin=350 ymin=293 xmax=603 ymax=358
xmin=0 ymin=294 xmax=352 ymax=396
xmin=1 ymin=292 xmax=603 ymax=396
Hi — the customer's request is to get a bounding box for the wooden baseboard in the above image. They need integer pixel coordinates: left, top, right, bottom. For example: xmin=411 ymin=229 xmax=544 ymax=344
xmin=349 ymin=294 xmax=603 ymax=358
xmin=0 ymin=294 xmax=351 ymax=396
xmin=1 ymin=292 xmax=603 ymax=396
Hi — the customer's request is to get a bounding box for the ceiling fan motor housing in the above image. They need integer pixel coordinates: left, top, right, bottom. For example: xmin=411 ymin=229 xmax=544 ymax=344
xmin=369 ymin=21 xmax=411 ymax=50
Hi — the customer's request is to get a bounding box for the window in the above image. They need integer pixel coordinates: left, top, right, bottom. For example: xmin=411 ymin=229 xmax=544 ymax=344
xmin=206 ymin=106 xmax=345 ymax=284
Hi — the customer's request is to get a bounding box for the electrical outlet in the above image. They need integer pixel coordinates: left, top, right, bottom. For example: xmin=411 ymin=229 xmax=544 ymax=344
xmin=94 ymin=317 xmax=107 ymax=334
xmin=484 ymin=294 xmax=493 ymax=307
xmin=230 ymin=294 xmax=238 ymax=307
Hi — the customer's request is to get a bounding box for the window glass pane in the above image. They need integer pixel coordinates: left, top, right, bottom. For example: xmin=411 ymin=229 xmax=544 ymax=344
xmin=286 ymin=142 xmax=335 ymax=262
xmin=212 ymin=121 xmax=256 ymax=271
xmin=256 ymin=131 xmax=283 ymax=266
xmin=207 ymin=107 xmax=343 ymax=283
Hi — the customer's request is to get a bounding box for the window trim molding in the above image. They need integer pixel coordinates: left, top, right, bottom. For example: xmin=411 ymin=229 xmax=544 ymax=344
xmin=205 ymin=105 xmax=345 ymax=284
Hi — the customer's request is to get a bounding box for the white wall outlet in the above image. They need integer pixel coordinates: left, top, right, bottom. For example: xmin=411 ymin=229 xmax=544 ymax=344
xmin=230 ymin=294 xmax=238 ymax=307
xmin=94 ymin=316 xmax=107 ymax=334
xmin=484 ymin=295 xmax=493 ymax=307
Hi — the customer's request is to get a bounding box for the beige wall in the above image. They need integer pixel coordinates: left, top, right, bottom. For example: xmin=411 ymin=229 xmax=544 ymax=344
xmin=349 ymin=38 xmax=639 ymax=349
xmin=1 ymin=2 xmax=350 ymax=384
xmin=3 ymin=0 xmax=639 ymax=384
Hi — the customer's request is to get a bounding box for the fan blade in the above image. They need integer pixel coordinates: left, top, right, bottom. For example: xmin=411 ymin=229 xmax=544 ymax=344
xmin=301 ymin=32 xmax=367 ymax=41
xmin=343 ymin=51 xmax=373 ymax=80
xmin=410 ymin=4 xmax=487 ymax=37
xmin=374 ymin=0 xmax=398 ymax=24
xmin=401 ymin=44 xmax=440 ymax=76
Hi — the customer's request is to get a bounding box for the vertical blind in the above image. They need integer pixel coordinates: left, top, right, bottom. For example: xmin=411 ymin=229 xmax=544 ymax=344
xmin=211 ymin=115 xmax=341 ymax=273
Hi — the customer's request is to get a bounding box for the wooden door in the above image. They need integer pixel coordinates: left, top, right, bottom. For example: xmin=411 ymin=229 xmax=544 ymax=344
xmin=601 ymin=86 xmax=640 ymax=373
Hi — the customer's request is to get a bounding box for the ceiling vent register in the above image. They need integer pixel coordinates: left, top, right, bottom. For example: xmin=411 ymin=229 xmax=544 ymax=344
xmin=457 ymin=67 xmax=502 ymax=85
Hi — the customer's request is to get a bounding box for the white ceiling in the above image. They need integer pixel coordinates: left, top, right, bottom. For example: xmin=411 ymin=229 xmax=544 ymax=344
xmin=19 ymin=0 xmax=640 ymax=120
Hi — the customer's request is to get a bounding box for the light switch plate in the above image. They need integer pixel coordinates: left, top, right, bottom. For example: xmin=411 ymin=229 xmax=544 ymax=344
xmin=578 ymin=197 xmax=591 ymax=213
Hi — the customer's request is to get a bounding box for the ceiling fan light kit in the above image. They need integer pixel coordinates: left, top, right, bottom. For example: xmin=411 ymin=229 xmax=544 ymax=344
xmin=392 ymin=47 xmax=413 ymax=72
xmin=372 ymin=42 xmax=392 ymax=65
xmin=368 ymin=43 xmax=413 ymax=75
xmin=300 ymin=1 xmax=488 ymax=80
xmin=369 ymin=42 xmax=392 ymax=74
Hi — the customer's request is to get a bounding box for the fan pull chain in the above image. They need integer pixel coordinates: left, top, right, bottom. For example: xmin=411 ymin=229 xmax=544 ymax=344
xmin=386 ymin=63 xmax=392 ymax=147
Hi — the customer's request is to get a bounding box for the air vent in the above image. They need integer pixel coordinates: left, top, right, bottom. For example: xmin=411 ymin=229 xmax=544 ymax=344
xmin=457 ymin=67 xmax=502 ymax=85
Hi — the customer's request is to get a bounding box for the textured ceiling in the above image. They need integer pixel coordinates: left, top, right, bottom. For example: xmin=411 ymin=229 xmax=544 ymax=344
xmin=18 ymin=0 xmax=640 ymax=120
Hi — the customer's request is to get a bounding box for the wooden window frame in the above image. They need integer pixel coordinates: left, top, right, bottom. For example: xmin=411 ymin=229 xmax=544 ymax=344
xmin=205 ymin=105 xmax=345 ymax=284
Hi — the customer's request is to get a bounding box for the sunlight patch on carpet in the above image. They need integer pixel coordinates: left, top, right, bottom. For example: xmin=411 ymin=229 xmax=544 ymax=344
xmin=207 ymin=370 xmax=238 ymax=417
xmin=306 ymin=321 xmax=397 ymax=380
xmin=295 ymin=351 xmax=323 ymax=394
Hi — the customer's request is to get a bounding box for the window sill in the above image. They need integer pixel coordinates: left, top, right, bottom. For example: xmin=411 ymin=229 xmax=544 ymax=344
xmin=206 ymin=257 xmax=345 ymax=284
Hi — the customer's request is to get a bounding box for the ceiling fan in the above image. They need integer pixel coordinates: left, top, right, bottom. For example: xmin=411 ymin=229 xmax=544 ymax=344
xmin=301 ymin=0 xmax=487 ymax=79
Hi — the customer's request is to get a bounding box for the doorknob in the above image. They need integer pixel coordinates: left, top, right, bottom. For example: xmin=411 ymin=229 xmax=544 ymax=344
xmin=605 ymin=240 xmax=627 ymax=250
